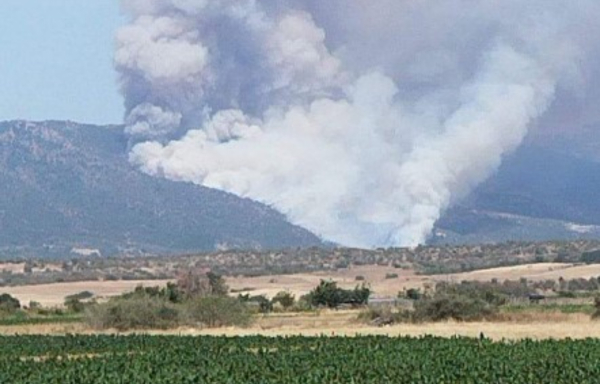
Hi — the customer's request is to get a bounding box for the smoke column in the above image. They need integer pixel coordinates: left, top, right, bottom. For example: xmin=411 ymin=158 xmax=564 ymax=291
xmin=116 ymin=0 xmax=600 ymax=248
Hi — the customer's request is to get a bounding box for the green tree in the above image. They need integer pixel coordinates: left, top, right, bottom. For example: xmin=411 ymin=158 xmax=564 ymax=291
xmin=306 ymin=281 xmax=370 ymax=308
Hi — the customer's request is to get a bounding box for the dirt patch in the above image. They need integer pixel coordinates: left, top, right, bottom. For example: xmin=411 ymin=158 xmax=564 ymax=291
xmin=228 ymin=265 xmax=422 ymax=299
xmin=228 ymin=263 xmax=600 ymax=299
xmin=0 ymin=263 xmax=25 ymax=274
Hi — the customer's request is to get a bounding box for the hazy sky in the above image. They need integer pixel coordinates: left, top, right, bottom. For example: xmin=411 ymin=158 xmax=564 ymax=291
xmin=0 ymin=1 xmax=124 ymax=124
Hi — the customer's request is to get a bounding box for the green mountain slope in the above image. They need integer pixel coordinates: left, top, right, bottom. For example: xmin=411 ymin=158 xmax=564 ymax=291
xmin=0 ymin=121 xmax=322 ymax=257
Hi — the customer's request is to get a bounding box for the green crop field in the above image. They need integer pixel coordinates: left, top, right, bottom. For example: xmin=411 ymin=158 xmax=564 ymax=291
xmin=1 ymin=334 xmax=599 ymax=383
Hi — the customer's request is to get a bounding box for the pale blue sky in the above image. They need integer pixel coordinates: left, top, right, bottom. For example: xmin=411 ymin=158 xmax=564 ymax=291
xmin=0 ymin=1 xmax=124 ymax=124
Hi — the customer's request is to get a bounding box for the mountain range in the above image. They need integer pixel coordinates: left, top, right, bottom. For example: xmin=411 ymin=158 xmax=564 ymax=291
xmin=434 ymin=132 xmax=600 ymax=244
xmin=1 ymin=120 xmax=599 ymax=257
xmin=0 ymin=120 xmax=321 ymax=258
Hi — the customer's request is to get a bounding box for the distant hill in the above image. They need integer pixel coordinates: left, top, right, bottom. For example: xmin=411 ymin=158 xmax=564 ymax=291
xmin=434 ymin=140 xmax=600 ymax=244
xmin=0 ymin=121 xmax=322 ymax=257
xmin=2 ymin=120 xmax=600 ymax=255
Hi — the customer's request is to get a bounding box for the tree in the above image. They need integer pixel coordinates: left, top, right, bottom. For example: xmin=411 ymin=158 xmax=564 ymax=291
xmin=177 ymin=269 xmax=229 ymax=298
xmin=307 ymin=280 xmax=344 ymax=308
xmin=207 ymin=272 xmax=229 ymax=296
xmin=306 ymin=280 xmax=370 ymax=309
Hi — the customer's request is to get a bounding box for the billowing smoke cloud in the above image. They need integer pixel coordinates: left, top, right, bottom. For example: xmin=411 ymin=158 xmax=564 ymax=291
xmin=117 ymin=0 xmax=600 ymax=247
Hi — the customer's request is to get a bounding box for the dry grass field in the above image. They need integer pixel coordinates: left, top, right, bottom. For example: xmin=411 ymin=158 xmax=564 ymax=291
xmin=1 ymin=310 xmax=599 ymax=341
xmin=227 ymin=262 xmax=600 ymax=299
xmin=3 ymin=262 xmax=600 ymax=307
xmin=0 ymin=280 xmax=171 ymax=306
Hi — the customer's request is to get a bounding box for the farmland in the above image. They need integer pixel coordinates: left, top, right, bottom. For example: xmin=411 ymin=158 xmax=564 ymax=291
xmin=1 ymin=241 xmax=600 ymax=382
xmin=1 ymin=334 xmax=600 ymax=383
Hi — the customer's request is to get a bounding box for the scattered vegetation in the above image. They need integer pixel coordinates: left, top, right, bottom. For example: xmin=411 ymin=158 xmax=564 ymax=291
xmin=1 ymin=240 xmax=599 ymax=287
xmin=85 ymin=296 xmax=179 ymax=331
xmin=85 ymin=270 xmax=250 ymax=330
xmin=366 ymin=275 xmax=600 ymax=325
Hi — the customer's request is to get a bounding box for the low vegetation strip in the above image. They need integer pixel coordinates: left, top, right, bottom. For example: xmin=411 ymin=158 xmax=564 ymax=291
xmin=0 ymin=335 xmax=600 ymax=383
xmin=0 ymin=315 xmax=82 ymax=327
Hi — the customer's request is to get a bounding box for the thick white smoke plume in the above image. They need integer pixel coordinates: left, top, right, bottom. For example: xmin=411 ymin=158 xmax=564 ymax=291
xmin=117 ymin=0 xmax=600 ymax=247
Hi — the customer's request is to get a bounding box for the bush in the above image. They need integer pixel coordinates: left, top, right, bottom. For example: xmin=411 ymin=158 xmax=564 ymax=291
xmin=64 ymin=298 xmax=85 ymax=313
xmin=592 ymin=296 xmax=600 ymax=320
xmin=358 ymin=307 xmax=412 ymax=326
xmin=85 ymin=296 xmax=180 ymax=331
xmin=183 ymin=296 xmax=252 ymax=328
xmin=404 ymin=288 xmax=422 ymax=301
xmin=413 ymin=295 xmax=497 ymax=322
xmin=0 ymin=293 xmax=20 ymax=313
xmin=434 ymin=281 xmax=513 ymax=306
xmin=272 ymin=291 xmax=295 ymax=310
xmin=385 ymin=273 xmax=399 ymax=280
xmin=238 ymin=294 xmax=273 ymax=313
xmin=65 ymin=291 xmax=94 ymax=301
xmin=355 ymin=275 xmax=365 ymax=281
xmin=557 ymin=291 xmax=577 ymax=298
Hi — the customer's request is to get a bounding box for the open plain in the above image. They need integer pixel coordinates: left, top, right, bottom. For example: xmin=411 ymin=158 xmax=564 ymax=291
xmin=3 ymin=262 xmax=600 ymax=307
xmin=2 ymin=262 xmax=600 ymax=340
xmin=0 ymin=310 xmax=599 ymax=341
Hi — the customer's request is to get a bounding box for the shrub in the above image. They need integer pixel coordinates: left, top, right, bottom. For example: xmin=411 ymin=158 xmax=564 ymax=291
xmin=358 ymin=307 xmax=412 ymax=326
xmin=385 ymin=273 xmax=399 ymax=279
xmin=557 ymin=290 xmax=577 ymax=298
xmin=355 ymin=275 xmax=366 ymax=281
xmin=85 ymin=296 xmax=180 ymax=331
xmin=64 ymin=298 xmax=85 ymax=313
xmin=65 ymin=291 xmax=94 ymax=301
xmin=272 ymin=291 xmax=295 ymax=310
xmin=238 ymin=294 xmax=273 ymax=313
xmin=592 ymin=296 xmax=600 ymax=320
xmin=183 ymin=296 xmax=252 ymax=328
xmin=413 ymin=295 xmax=497 ymax=322
xmin=0 ymin=293 xmax=20 ymax=313
xmin=404 ymin=288 xmax=422 ymax=301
